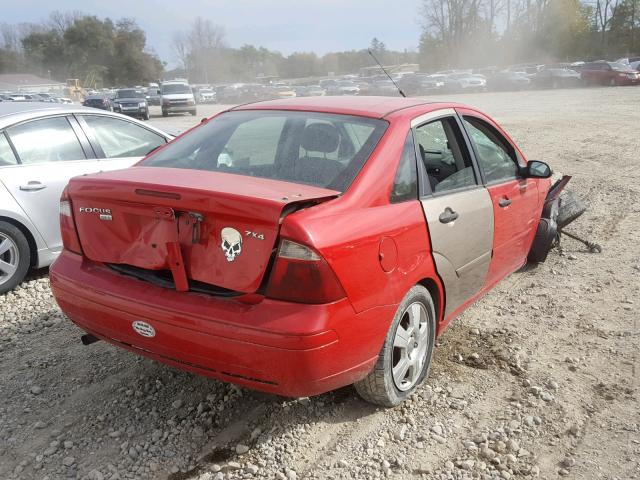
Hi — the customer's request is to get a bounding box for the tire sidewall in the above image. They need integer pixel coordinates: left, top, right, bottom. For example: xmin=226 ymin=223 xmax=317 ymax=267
xmin=381 ymin=286 xmax=437 ymax=405
xmin=0 ymin=221 xmax=30 ymax=295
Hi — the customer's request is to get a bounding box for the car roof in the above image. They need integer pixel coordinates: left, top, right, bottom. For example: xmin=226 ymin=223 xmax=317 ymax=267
xmin=0 ymin=102 xmax=171 ymax=138
xmin=0 ymin=102 xmax=92 ymax=118
xmin=231 ymin=96 xmax=456 ymax=119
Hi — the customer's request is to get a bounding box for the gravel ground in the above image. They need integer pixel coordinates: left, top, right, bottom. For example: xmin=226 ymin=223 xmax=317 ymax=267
xmin=1 ymin=87 xmax=639 ymax=480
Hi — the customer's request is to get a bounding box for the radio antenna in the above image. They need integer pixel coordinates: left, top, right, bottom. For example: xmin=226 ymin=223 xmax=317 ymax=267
xmin=368 ymin=49 xmax=406 ymax=97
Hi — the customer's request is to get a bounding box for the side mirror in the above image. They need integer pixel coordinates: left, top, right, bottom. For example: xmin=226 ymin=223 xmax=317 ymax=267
xmin=522 ymin=160 xmax=552 ymax=178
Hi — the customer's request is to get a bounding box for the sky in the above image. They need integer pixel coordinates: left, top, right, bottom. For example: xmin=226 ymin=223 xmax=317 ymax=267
xmin=4 ymin=0 xmax=424 ymax=67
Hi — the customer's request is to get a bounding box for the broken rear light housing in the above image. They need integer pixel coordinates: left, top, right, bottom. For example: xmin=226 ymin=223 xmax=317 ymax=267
xmin=266 ymin=239 xmax=346 ymax=304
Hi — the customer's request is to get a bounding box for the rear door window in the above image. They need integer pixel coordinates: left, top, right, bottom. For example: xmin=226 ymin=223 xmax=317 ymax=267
xmin=0 ymin=133 xmax=18 ymax=166
xmin=414 ymin=117 xmax=477 ymax=194
xmin=81 ymin=115 xmax=166 ymax=158
xmin=390 ymin=132 xmax=418 ymax=203
xmin=6 ymin=116 xmax=86 ymax=164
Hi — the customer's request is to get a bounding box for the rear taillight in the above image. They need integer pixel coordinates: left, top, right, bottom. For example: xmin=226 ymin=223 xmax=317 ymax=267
xmin=60 ymin=187 xmax=83 ymax=254
xmin=265 ymin=239 xmax=346 ymax=304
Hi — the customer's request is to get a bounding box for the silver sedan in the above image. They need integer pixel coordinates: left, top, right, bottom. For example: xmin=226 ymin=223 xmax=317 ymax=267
xmin=0 ymin=102 xmax=172 ymax=293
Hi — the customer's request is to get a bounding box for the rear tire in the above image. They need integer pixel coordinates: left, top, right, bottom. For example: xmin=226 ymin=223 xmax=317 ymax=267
xmin=162 ymin=110 xmax=169 ymax=117
xmin=355 ymin=285 xmax=436 ymax=407
xmin=0 ymin=221 xmax=30 ymax=295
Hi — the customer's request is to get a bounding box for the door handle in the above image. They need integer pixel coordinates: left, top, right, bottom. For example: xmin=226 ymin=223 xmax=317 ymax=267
xmin=439 ymin=207 xmax=459 ymax=224
xmin=19 ymin=181 xmax=47 ymax=192
xmin=498 ymin=197 xmax=512 ymax=208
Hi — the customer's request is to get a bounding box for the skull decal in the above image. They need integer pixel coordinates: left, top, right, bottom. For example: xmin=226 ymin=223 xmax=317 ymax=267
xmin=221 ymin=227 xmax=242 ymax=262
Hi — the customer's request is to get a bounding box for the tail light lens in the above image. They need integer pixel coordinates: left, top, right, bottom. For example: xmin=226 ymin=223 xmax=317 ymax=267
xmin=60 ymin=187 xmax=83 ymax=254
xmin=265 ymin=239 xmax=346 ymax=304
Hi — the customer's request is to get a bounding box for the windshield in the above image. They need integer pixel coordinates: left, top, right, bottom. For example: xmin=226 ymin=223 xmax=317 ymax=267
xmin=162 ymin=83 xmax=192 ymax=94
xmin=116 ymin=89 xmax=143 ymax=99
xmin=141 ymin=110 xmax=388 ymax=192
xmin=609 ymin=62 xmax=628 ymax=70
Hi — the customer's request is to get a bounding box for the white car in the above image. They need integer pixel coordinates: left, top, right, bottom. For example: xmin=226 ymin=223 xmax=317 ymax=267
xmin=444 ymin=73 xmax=487 ymax=92
xmin=0 ymin=102 xmax=173 ymax=293
xmin=160 ymin=82 xmax=197 ymax=117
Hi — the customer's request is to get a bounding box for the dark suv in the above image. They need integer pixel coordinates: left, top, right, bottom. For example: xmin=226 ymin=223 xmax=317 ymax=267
xmin=112 ymin=88 xmax=150 ymax=120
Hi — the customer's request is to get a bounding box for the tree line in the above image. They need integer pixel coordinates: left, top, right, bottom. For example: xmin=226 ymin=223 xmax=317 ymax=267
xmin=0 ymin=12 xmax=163 ymax=87
xmin=1 ymin=4 xmax=638 ymax=88
xmin=419 ymin=0 xmax=639 ymax=68
xmin=169 ymin=19 xmax=416 ymax=83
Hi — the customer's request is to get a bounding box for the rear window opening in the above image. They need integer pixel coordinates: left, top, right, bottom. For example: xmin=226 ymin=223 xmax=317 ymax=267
xmin=141 ymin=110 xmax=388 ymax=192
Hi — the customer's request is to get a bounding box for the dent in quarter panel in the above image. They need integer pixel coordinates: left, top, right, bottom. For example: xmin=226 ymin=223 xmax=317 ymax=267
xmin=286 ymin=201 xmax=438 ymax=314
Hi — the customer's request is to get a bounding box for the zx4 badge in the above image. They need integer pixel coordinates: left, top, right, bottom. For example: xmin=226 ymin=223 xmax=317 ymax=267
xmin=245 ymin=230 xmax=264 ymax=240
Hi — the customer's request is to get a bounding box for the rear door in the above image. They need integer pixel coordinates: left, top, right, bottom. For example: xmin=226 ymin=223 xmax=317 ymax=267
xmin=413 ymin=109 xmax=494 ymax=317
xmin=0 ymin=115 xmax=99 ymax=251
xmin=76 ymin=114 xmax=168 ymax=170
xmin=457 ymin=109 xmax=538 ymax=285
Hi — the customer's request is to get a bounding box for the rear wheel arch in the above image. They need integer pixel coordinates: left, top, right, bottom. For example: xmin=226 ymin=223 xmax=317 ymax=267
xmin=0 ymin=216 xmax=38 ymax=267
xmin=417 ymin=277 xmax=444 ymax=324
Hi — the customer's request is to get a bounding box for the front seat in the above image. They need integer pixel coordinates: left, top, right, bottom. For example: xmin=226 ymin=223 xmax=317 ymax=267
xmin=295 ymin=123 xmax=344 ymax=185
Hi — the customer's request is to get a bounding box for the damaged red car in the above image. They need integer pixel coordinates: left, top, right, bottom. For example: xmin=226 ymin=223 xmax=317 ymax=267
xmin=50 ymin=97 xmax=556 ymax=406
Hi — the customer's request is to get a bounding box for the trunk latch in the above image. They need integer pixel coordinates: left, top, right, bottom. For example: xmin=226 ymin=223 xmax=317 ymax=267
xmin=186 ymin=212 xmax=204 ymax=244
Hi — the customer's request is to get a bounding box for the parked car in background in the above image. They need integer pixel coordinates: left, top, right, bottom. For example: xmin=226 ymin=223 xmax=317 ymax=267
xmin=112 ymin=89 xmax=149 ymax=120
xmin=196 ymin=88 xmax=216 ymax=104
xmin=629 ymin=60 xmax=640 ymax=72
xmin=444 ymin=73 xmax=487 ymax=92
xmin=397 ymin=73 xmax=445 ymax=96
xmin=145 ymin=89 xmax=161 ymax=106
xmin=581 ymin=61 xmax=640 ymax=86
xmin=160 ymin=81 xmax=197 ymax=117
xmin=82 ymin=95 xmax=113 ymax=111
xmin=34 ymin=93 xmax=57 ymax=103
xmin=370 ymin=80 xmax=400 ymax=96
xmin=615 ymin=56 xmax=640 ymax=65
xmin=323 ymin=79 xmax=360 ymax=96
xmin=50 ymin=96 xmax=554 ymax=407
xmin=532 ymin=68 xmax=581 ymax=89
xmin=0 ymin=102 xmax=172 ymax=293
xmin=271 ymin=84 xmax=297 ymax=99
xmin=487 ymin=71 xmax=531 ymax=91
xmin=507 ymin=64 xmax=544 ymax=76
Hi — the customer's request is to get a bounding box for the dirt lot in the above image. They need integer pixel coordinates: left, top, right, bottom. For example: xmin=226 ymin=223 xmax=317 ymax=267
xmin=1 ymin=87 xmax=639 ymax=480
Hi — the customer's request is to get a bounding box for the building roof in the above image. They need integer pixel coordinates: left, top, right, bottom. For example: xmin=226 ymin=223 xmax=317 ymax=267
xmin=0 ymin=74 xmax=65 ymax=91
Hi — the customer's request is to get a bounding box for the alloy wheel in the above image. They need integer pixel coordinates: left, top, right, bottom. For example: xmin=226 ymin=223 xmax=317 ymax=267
xmin=391 ymin=302 xmax=430 ymax=391
xmin=0 ymin=233 xmax=19 ymax=286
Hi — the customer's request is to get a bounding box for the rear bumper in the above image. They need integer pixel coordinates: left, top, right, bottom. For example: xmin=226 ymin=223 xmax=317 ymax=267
xmin=50 ymin=251 xmax=393 ymax=397
xmin=115 ymin=107 xmax=147 ymax=116
xmin=162 ymin=105 xmax=196 ymax=113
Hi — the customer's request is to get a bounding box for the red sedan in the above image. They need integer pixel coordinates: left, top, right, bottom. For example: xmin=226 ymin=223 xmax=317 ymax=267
xmin=580 ymin=61 xmax=640 ymax=86
xmin=50 ymin=97 xmax=554 ymax=406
